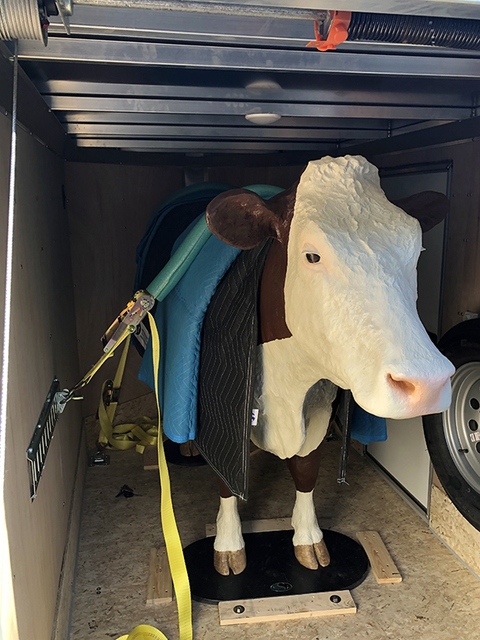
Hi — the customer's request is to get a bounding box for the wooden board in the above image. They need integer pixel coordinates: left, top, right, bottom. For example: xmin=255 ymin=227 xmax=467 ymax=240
xmin=206 ymin=517 xmax=293 ymax=538
xmin=356 ymin=531 xmax=402 ymax=584
xmin=430 ymin=484 xmax=480 ymax=579
xmin=52 ymin=437 xmax=88 ymax=640
xmin=146 ymin=548 xmax=172 ymax=605
xmin=218 ymin=590 xmax=356 ymax=625
xmin=432 ymin=469 xmax=446 ymax=494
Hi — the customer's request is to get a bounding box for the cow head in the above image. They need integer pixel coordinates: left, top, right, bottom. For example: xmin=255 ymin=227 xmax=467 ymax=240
xmin=206 ymin=155 xmax=454 ymax=420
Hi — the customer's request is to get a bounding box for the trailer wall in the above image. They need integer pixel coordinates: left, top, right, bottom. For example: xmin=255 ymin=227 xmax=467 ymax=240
xmin=0 ymin=111 xmax=83 ymax=640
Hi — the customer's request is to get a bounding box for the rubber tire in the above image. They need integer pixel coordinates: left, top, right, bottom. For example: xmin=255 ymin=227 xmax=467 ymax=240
xmin=423 ymin=318 xmax=480 ymax=530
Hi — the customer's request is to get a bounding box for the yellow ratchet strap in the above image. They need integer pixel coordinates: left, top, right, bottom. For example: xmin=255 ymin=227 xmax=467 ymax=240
xmin=71 ymin=327 xmax=131 ymax=396
xmin=150 ymin=311 xmax=192 ymax=640
xmin=116 ymin=312 xmax=192 ymax=640
xmin=98 ymin=338 xmax=159 ymax=453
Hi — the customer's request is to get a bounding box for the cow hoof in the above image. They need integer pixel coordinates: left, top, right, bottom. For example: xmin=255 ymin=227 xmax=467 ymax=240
xmin=179 ymin=440 xmax=200 ymax=457
xmin=294 ymin=540 xmax=330 ymax=570
xmin=214 ymin=548 xmax=246 ymax=576
xmin=294 ymin=544 xmax=318 ymax=570
xmin=314 ymin=539 xmax=331 ymax=567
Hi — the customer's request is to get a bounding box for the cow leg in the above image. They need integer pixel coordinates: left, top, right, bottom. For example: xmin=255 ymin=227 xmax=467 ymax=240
xmin=287 ymin=445 xmax=330 ymax=570
xmin=213 ymin=478 xmax=246 ymax=576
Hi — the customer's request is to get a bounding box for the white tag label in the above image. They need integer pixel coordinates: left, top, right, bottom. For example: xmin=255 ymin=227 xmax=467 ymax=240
xmin=470 ymin=432 xmax=480 ymax=442
xmin=251 ymin=409 xmax=259 ymax=426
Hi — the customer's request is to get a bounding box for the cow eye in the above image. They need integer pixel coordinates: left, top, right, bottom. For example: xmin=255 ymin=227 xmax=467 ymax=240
xmin=306 ymin=253 xmax=321 ymax=264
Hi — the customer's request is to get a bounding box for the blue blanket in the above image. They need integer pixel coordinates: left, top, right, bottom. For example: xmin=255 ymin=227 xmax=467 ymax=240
xmin=352 ymin=404 xmax=387 ymax=445
xmin=139 ymin=227 xmax=240 ymax=442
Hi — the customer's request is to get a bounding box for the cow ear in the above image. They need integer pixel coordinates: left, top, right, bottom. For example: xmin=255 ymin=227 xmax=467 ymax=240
xmin=206 ymin=188 xmax=282 ymax=250
xmin=393 ymin=191 xmax=449 ymax=233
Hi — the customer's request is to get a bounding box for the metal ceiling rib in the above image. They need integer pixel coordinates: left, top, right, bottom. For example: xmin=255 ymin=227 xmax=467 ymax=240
xmin=58 ymin=113 xmax=391 ymax=128
xmin=35 ymin=80 xmax=476 ymax=106
xmin=9 ymin=0 xmax=480 ymax=158
xmin=75 ymin=139 xmax=334 ymax=150
xmin=43 ymin=97 xmax=468 ymax=120
xmin=48 ymin=5 xmax=319 ymax=47
xmin=66 ymin=124 xmax=389 ymax=139
xmin=72 ymin=0 xmax=480 ymax=21
xmin=17 ymin=38 xmax=480 ymax=77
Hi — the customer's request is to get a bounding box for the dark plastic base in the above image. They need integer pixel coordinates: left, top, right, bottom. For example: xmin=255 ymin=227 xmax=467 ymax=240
xmin=163 ymin=439 xmax=207 ymax=466
xmin=184 ymin=529 xmax=369 ymax=604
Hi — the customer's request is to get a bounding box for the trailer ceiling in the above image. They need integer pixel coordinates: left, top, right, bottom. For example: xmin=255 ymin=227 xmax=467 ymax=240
xmin=4 ymin=0 xmax=480 ymax=165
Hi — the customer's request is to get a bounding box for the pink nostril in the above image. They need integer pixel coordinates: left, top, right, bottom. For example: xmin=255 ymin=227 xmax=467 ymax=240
xmin=387 ymin=374 xmax=416 ymax=396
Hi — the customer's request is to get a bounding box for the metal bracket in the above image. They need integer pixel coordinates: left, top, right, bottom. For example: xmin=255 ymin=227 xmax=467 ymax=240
xmin=102 ymin=379 xmax=121 ymax=406
xmin=54 ymin=0 xmax=73 ymax=35
xmin=89 ymin=449 xmax=110 ymax=466
xmin=335 ymin=389 xmax=354 ymax=485
xmin=101 ymin=290 xmax=155 ymax=354
xmin=26 ymin=378 xmax=61 ymax=499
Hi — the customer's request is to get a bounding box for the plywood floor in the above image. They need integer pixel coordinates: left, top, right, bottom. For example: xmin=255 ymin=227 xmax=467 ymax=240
xmin=68 ymin=439 xmax=480 ymax=640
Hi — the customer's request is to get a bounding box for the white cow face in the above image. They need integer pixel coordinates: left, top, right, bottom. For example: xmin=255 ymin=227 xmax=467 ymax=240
xmin=206 ymin=155 xmax=455 ymax=421
xmin=284 ymin=156 xmax=454 ymax=419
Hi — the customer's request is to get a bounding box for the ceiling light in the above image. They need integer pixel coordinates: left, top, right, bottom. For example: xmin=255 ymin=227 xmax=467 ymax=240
xmin=245 ymin=80 xmax=282 ymax=94
xmin=245 ymin=113 xmax=282 ymax=125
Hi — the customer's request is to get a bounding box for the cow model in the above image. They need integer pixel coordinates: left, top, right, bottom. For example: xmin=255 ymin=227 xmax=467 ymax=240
xmin=204 ymin=155 xmax=455 ymax=576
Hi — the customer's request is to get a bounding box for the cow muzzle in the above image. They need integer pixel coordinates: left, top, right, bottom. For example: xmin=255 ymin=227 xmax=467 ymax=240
xmin=352 ymin=354 xmax=455 ymax=420
xmin=382 ymin=362 xmax=455 ymax=418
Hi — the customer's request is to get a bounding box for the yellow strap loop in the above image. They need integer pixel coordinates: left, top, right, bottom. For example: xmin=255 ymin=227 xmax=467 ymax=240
xmin=115 ymin=312 xmax=192 ymax=640
xmin=150 ymin=312 xmax=193 ymax=640
xmin=117 ymin=624 xmax=169 ymax=640
xmin=98 ymin=340 xmax=160 ymax=451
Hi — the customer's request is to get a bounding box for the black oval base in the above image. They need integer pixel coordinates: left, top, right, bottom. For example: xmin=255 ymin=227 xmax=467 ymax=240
xmin=184 ymin=529 xmax=369 ymax=604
